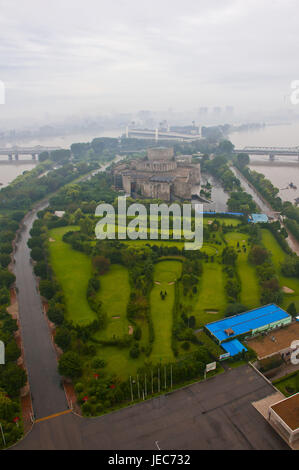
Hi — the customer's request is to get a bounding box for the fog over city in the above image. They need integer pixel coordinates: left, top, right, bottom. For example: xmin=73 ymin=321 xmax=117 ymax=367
xmin=0 ymin=0 xmax=299 ymax=128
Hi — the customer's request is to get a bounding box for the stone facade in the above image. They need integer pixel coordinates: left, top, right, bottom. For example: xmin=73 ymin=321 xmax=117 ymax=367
xmin=113 ymin=147 xmax=201 ymax=201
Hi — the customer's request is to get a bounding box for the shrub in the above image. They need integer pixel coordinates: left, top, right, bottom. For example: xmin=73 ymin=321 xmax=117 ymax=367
xmin=58 ymin=351 xmax=82 ymax=379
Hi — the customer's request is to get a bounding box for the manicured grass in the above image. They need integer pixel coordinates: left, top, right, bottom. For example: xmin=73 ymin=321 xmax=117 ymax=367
xmin=273 ymin=371 xmax=299 ymax=397
xmin=95 ymin=265 xmax=130 ymax=339
xmin=150 ymin=261 xmax=182 ymax=362
xmin=49 ymin=226 xmax=145 ymax=379
xmin=193 ymin=261 xmax=227 ymax=326
xmin=225 ymin=232 xmax=260 ymax=309
xmin=262 ymin=229 xmax=299 ymax=311
xmin=203 ymin=217 xmax=241 ymax=227
xmin=49 ymin=226 xmax=96 ymax=325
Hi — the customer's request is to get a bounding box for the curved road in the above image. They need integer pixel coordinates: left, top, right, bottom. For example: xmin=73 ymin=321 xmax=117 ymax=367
xmin=12 ymin=157 xmax=124 ymax=420
xmin=14 ymin=202 xmax=68 ymax=419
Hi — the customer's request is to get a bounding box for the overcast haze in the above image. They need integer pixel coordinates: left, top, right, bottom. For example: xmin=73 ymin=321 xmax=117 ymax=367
xmin=0 ymin=0 xmax=298 ymax=125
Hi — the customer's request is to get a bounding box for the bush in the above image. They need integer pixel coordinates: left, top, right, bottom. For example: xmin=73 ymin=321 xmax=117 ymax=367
xmin=91 ymin=358 xmax=106 ymax=369
xmin=129 ymin=343 xmax=140 ymax=359
xmin=58 ymin=351 xmax=82 ymax=379
xmin=55 ymin=328 xmax=71 ymax=351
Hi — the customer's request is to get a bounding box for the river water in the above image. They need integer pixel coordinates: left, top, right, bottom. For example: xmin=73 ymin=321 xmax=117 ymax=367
xmin=0 ymin=129 xmax=121 ymax=188
xmin=230 ymin=122 xmax=299 ymax=204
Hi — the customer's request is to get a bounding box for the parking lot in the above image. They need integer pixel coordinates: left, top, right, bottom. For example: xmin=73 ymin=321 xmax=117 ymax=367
xmin=13 ymin=365 xmax=289 ymax=450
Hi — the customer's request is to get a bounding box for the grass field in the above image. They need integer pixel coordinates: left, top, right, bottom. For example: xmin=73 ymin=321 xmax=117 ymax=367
xmin=203 ymin=217 xmax=242 ymax=227
xmin=150 ymin=261 xmax=182 ymax=362
xmin=95 ymin=265 xmax=130 ymax=339
xmin=193 ymin=262 xmax=227 ymax=325
xmin=225 ymin=232 xmax=260 ymax=309
xmin=49 ymin=226 xmax=96 ymax=325
xmin=273 ymin=371 xmax=299 ymax=397
xmin=262 ymin=229 xmax=299 ymax=310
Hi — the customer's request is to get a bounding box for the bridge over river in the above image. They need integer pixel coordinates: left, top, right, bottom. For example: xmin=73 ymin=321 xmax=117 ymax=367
xmin=234 ymin=146 xmax=299 ymax=161
xmin=0 ymin=145 xmax=61 ymax=162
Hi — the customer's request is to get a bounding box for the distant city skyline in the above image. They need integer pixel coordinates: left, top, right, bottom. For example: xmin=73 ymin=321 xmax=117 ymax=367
xmin=0 ymin=0 xmax=299 ymax=128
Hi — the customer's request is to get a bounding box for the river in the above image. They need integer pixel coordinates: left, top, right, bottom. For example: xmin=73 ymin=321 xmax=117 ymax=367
xmin=230 ymin=121 xmax=299 ymax=204
xmin=0 ymin=129 xmax=122 ymax=188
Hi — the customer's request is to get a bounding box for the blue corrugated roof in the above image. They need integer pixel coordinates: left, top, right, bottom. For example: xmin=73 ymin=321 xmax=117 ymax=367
xmin=205 ymin=304 xmax=290 ymax=342
xmin=221 ymin=339 xmax=247 ymax=357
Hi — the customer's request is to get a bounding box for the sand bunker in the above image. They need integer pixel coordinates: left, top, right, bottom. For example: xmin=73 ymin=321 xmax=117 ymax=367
xmin=49 ymin=238 xmax=56 ymax=242
xmin=282 ymin=286 xmax=295 ymax=294
xmin=128 ymin=325 xmax=133 ymax=335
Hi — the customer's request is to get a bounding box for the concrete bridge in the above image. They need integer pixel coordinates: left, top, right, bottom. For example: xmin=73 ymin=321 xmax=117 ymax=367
xmin=234 ymin=146 xmax=299 ymax=161
xmin=0 ymin=145 xmax=61 ymax=161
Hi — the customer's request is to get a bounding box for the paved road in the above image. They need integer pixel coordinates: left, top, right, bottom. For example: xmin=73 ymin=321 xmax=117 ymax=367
xmin=14 ymin=203 xmax=68 ymax=419
xmin=13 ymin=366 xmax=288 ymax=450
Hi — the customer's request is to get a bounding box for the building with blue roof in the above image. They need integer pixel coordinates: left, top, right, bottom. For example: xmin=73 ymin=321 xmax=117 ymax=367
xmin=221 ymin=339 xmax=247 ymax=357
xmin=205 ymin=304 xmax=291 ymax=345
xmin=249 ymin=213 xmax=269 ymax=224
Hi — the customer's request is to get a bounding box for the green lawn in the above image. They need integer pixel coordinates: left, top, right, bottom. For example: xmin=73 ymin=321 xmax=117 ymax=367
xmin=273 ymin=371 xmax=299 ymax=397
xmin=203 ymin=217 xmax=241 ymax=227
xmin=193 ymin=262 xmax=227 ymax=326
xmin=225 ymin=232 xmax=260 ymax=309
xmin=262 ymin=229 xmax=299 ymax=310
xmin=95 ymin=265 xmax=130 ymax=339
xmin=150 ymin=261 xmax=182 ymax=362
xmin=49 ymin=226 xmax=96 ymax=325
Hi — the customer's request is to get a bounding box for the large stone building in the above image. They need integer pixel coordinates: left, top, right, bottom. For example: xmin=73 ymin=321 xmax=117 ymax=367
xmin=113 ymin=147 xmax=201 ymax=201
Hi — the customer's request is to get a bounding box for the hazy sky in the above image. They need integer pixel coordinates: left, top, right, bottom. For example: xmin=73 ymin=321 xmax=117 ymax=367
xmin=0 ymin=0 xmax=298 ymax=125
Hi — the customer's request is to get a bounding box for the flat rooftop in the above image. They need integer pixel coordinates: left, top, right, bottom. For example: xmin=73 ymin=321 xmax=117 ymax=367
xmin=271 ymin=393 xmax=299 ymax=431
xmin=250 ymin=213 xmax=269 ymax=224
xmin=248 ymin=322 xmax=299 ymax=359
xmin=206 ymin=304 xmax=291 ymax=342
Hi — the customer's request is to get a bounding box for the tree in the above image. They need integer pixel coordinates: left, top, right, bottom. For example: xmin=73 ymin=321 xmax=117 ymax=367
xmin=222 ymin=246 xmax=238 ymax=266
xmin=0 ymin=363 xmax=27 ymax=396
xmin=39 ymin=280 xmax=55 ymax=300
xmin=4 ymin=341 xmax=20 ymax=362
xmin=236 ymin=153 xmax=250 ymax=168
xmin=0 ymin=270 xmax=15 ymax=289
xmin=287 ymin=302 xmax=297 ymax=318
xmin=58 ymin=351 xmax=82 ymax=378
xmin=133 ymin=326 xmax=142 ymax=341
xmin=30 ymin=247 xmax=44 ymax=262
xmin=129 ymin=343 xmax=140 ymax=359
xmin=226 ymin=303 xmax=247 ymax=317
xmin=55 ymin=328 xmax=71 ymax=351
xmin=249 ymin=245 xmax=269 ymax=265
xmin=47 ymin=303 xmax=65 ymax=325
xmin=92 ymin=256 xmax=110 ymax=275
xmin=0 ymin=288 xmax=10 ymax=305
